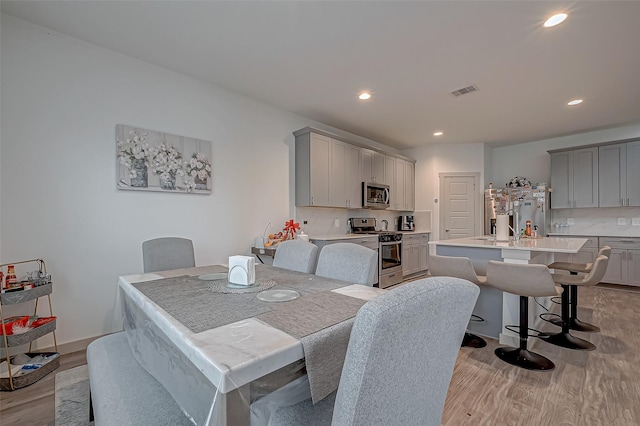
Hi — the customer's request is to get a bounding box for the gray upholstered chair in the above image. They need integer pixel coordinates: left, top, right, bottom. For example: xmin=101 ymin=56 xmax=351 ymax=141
xmin=546 ymin=246 xmax=611 ymax=332
xmin=87 ymin=333 xmax=193 ymax=425
xmin=540 ymin=255 xmax=609 ymax=351
xmin=486 ymin=261 xmax=562 ymax=371
xmin=315 ymin=243 xmax=378 ymax=286
xmin=273 ymin=240 xmax=320 ymax=274
xmin=250 ymin=277 xmax=480 ymax=426
xmin=142 ymin=237 xmax=195 ymax=273
xmin=428 ymin=254 xmax=488 ymax=348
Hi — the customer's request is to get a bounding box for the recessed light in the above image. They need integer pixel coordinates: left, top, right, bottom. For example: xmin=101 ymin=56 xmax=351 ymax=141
xmin=567 ymin=99 xmax=583 ymax=106
xmin=358 ymin=92 xmax=371 ymax=100
xmin=544 ymin=13 xmax=568 ymax=28
xmin=433 ymin=131 xmax=444 ymax=136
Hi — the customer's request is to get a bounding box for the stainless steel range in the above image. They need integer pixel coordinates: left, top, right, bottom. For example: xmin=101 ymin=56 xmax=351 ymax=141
xmin=349 ymin=218 xmax=403 ymax=289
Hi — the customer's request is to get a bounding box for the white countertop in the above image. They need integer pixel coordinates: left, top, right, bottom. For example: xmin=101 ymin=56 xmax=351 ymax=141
xmin=429 ymin=236 xmax=588 ymax=253
xmin=310 ymin=231 xmax=430 ymax=241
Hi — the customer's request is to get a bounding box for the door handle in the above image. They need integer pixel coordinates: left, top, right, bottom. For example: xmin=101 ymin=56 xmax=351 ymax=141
xmin=445 ymin=229 xmax=450 ymax=232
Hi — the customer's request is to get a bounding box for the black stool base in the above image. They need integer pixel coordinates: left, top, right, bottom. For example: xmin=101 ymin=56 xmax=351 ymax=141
xmin=547 ymin=316 xmax=601 ymax=333
xmin=495 ymin=347 xmax=555 ymax=371
xmin=540 ymin=332 xmax=596 ymax=351
xmin=462 ymin=332 xmax=487 ymax=348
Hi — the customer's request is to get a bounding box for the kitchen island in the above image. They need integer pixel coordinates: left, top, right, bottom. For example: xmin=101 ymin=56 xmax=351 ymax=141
xmin=429 ymin=236 xmax=587 ymax=347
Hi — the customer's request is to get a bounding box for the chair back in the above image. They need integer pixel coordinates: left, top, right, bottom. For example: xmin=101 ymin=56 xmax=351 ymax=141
xmin=142 ymin=237 xmax=195 ymax=273
xmin=315 ymin=243 xmax=378 ymax=286
xmin=429 ymin=254 xmax=484 ymax=285
xmin=598 ymin=246 xmax=612 ymax=259
xmin=273 ymin=240 xmax=320 ymax=274
xmin=578 ymin=255 xmax=609 ymax=287
xmin=332 ymin=277 xmax=479 ymax=426
xmin=486 ymin=261 xmax=558 ymax=298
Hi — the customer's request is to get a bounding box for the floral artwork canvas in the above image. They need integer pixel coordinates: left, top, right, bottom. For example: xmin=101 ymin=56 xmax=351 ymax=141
xmin=116 ymin=124 xmax=212 ymax=194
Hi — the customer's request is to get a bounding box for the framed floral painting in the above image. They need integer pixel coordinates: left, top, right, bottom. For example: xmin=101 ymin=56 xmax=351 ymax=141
xmin=116 ymin=124 xmax=212 ymax=194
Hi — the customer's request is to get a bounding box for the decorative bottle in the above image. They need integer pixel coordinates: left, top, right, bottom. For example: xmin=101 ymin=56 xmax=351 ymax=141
xmin=525 ymin=220 xmax=532 ymax=237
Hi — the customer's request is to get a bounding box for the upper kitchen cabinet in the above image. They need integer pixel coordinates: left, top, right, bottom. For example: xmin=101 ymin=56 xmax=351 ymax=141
xmin=599 ymin=141 xmax=640 ymax=207
xmin=361 ymin=148 xmax=387 ymax=184
xmin=392 ymin=158 xmax=415 ymax=211
xmin=295 ymin=131 xmax=331 ymax=207
xmin=549 ymin=147 xmax=598 ymax=209
xmin=330 ymin=140 xmax=361 ymax=208
xmin=295 ymin=130 xmax=361 ymax=208
xmin=294 ymin=127 xmax=416 ymax=210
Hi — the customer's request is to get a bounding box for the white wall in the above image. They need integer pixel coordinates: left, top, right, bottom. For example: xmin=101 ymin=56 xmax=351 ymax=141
xmin=0 ymin=14 xmax=392 ymax=348
xmin=403 ymin=143 xmax=485 ymax=241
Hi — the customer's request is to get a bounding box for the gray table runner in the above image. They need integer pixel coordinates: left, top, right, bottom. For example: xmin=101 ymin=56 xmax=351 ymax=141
xmin=132 ymin=265 xmax=357 ymax=334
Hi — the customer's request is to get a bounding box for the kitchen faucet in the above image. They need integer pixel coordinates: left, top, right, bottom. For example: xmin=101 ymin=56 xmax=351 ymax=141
xmin=381 ymin=219 xmax=388 ymax=231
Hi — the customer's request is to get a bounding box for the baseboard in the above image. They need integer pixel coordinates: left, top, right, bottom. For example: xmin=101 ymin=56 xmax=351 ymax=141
xmin=42 ymin=335 xmax=104 ymax=355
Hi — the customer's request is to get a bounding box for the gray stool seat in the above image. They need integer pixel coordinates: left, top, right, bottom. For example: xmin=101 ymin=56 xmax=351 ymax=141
xmin=541 ymin=255 xmax=609 ymax=351
xmin=87 ymin=333 xmax=192 ymax=426
xmin=487 ymin=261 xmax=562 ymax=371
xmin=315 ymin=243 xmax=378 ymax=286
xmin=273 ymin=239 xmax=319 ymax=274
xmin=429 ymin=254 xmax=488 ymax=348
xmin=546 ymin=246 xmax=611 ymax=333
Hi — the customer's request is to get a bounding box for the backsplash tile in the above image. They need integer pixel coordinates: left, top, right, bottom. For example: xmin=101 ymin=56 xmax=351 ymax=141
xmin=550 ymin=207 xmax=640 ymax=237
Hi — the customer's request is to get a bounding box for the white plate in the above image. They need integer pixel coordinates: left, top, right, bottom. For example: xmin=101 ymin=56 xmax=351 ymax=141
xmin=198 ymin=273 xmax=228 ymax=281
xmin=256 ymin=289 xmax=300 ymax=302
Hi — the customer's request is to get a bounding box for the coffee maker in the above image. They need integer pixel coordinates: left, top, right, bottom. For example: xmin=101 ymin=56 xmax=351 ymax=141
xmin=399 ymin=215 xmax=415 ymax=231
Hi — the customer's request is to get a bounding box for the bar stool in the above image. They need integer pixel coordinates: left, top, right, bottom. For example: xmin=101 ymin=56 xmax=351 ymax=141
xmin=429 ymin=255 xmax=487 ymax=348
xmin=540 ymin=255 xmax=609 ymax=351
xmin=486 ymin=261 xmax=562 ymax=371
xmin=546 ymin=246 xmax=611 ymax=333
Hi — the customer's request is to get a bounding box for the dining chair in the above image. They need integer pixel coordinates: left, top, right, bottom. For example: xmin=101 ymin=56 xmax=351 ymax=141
xmin=314 ymin=243 xmax=378 ymax=286
xmin=250 ymin=276 xmax=480 ymax=426
xmin=540 ymin=255 xmax=609 ymax=351
xmin=428 ymin=254 xmax=488 ymax=348
xmin=142 ymin=237 xmax=195 ymax=273
xmin=546 ymin=246 xmax=611 ymax=332
xmin=272 ymin=239 xmax=320 ymax=274
xmin=486 ymin=261 xmax=562 ymax=371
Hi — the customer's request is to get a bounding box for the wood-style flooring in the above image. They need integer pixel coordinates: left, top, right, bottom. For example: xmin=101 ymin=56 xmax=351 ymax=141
xmin=1 ymin=284 xmax=638 ymax=425
xmin=0 ymin=349 xmax=86 ymax=426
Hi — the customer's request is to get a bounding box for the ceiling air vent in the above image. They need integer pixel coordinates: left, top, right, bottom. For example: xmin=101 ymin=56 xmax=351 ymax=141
xmin=450 ymin=85 xmax=478 ymax=97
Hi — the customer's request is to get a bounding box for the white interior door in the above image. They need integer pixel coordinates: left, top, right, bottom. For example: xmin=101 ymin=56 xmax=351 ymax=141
xmin=440 ymin=175 xmax=478 ymax=240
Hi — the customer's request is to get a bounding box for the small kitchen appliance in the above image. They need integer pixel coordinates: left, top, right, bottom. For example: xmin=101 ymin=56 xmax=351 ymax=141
xmin=350 ymin=218 xmax=403 ymax=289
xmin=399 ymin=215 xmax=415 ymax=231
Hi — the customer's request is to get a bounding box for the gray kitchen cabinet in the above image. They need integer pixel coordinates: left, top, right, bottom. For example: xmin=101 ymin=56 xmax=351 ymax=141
xmin=311 ymin=236 xmax=379 ymax=285
xmin=599 ymin=141 xmax=640 ymax=207
xmin=361 ymin=148 xmax=386 ymax=184
xmin=295 ymin=131 xmax=331 ymax=207
xmin=391 ymin=158 xmax=416 ymax=211
xmin=331 ymin=140 xmax=361 ymax=208
xmin=549 ymin=147 xmax=598 ymax=209
xmin=600 ymin=237 xmax=640 ymax=286
xmin=402 ymin=232 xmax=429 ymax=277
xmin=551 ymin=236 xmax=599 ymax=272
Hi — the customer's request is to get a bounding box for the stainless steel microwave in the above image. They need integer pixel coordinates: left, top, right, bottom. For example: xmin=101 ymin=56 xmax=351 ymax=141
xmin=363 ymin=182 xmax=390 ymax=209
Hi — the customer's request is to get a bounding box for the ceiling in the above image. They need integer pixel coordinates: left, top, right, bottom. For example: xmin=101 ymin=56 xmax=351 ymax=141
xmin=2 ymin=1 xmax=640 ymax=150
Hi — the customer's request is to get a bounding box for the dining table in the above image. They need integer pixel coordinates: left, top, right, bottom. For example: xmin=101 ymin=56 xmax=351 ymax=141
xmin=117 ymin=263 xmax=386 ymax=426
